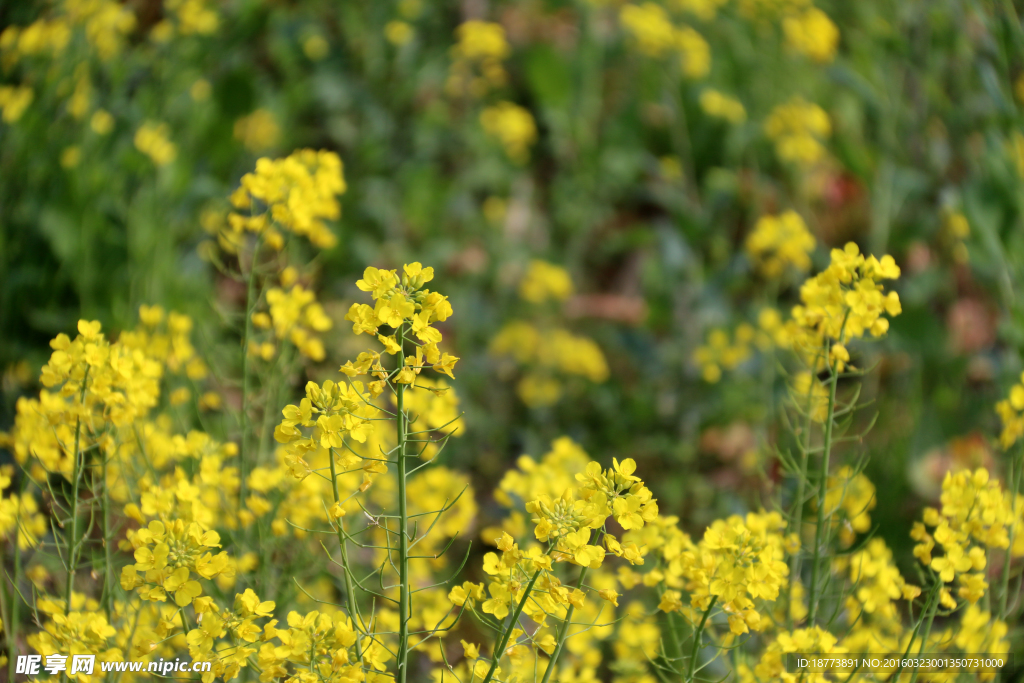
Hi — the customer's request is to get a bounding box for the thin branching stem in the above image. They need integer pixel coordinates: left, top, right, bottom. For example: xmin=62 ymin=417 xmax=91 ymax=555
xmin=808 ymin=349 xmax=840 ymax=623
xmin=396 ymin=324 xmax=411 ymax=682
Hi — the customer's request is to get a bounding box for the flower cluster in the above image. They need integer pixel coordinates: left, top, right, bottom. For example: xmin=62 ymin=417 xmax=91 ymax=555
xmin=134 ymin=121 xmax=178 ymax=166
xmin=834 ymin=538 xmax=919 ymax=634
xmin=0 ymin=467 xmax=47 ymax=549
xmin=745 ymin=210 xmax=816 ymax=277
xmin=26 ymin=597 xmax=120 ymax=676
xmin=489 ymin=262 xmax=607 ymax=406
xmin=658 ymin=512 xmax=794 ymax=635
xmin=446 ymin=20 xmax=510 ymax=97
xmin=519 ymin=260 xmax=574 ymax=304
xmin=820 ymin=465 xmax=876 ymax=547
xmin=783 ymin=8 xmax=839 ymax=63
xmin=996 ymin=372 xmax=1024 ymax=449
xmin=480 ymin=102 xmax=538 ymax=163
xmin=252 ymin=277 xmax=333 ymax=361
xmin=788 ymin=242 xmax=902 ymax=368
xmin=743 ymin=627 xmax=843 ymax=683
xmin=700 ymin=89 xmax=747 ymax=124
xmin=233 ymin=108 xmax=281 ymax=153
xmin=343 ymin=263 xmax=457 ymax=377
xmin=0 ymin=0 xmax=135 ymax=69
xmin=274 ymin=379 xmax=382 ymax=487
xmin=0 ymin=85 xmax=32 ymax=123
xmin=765 ymin=97 xmax=831 ymax=166
xmin=227 ymin=149 xmax=346 ymax=250
xmin=451 ymin=454 xmax=657 ymax=682
xmin=120 ymin=520 xmax=229 ymax=606
xmin=693 ymin=324 xmax=755 ymax=383
xmin=5 ymin=320 xmax=162 ymax=481
xmin=619 ymin=3 xmax=710 ymax=79
xmin=912 ymin=468 xmax=1023 ymax=605
xmin=490 ymin=322 xmax=609 ymax=406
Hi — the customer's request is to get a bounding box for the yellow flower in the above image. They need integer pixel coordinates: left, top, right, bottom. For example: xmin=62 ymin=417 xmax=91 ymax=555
xmin=385 ymin=21 xmax=413 ymax=46
xmin=446 ymin=21 xmax=509 ymax=97
xmin=0 ymin=85 xmax=33 ymax=122
xmin=303 ymin=34 xmax=329 ymax=60
xmin=700 ymin=89 xmax=746 ymax=124
xmin=134 ymin=121 xmax=177 ymax=166
xmin=519 ymin=260 xmax=574 ymax=303
xmin=233 ymin=109 xmax=281 ymax=152
xmin=765 ymin=97 xmax=831 ymax=166
xmin=227 ymin=149 xmax=346 ymax=250
xmin=481 ymin=102 xmax=537 ymax=163
xmin=783 ymin=8 xmax=839 ymax=63
xmin=746 ymin=210 xmax=816 ymax=277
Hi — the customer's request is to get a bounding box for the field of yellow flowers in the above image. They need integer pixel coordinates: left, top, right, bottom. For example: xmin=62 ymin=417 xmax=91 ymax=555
xmin=2 ymin=0 xmax=1024 ymax=681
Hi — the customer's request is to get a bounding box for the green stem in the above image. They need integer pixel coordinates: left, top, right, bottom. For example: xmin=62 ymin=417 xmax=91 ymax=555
xmin=661 ymin=591 xmax=685 ymax=675
xmin=892 ymin=581 xmax=939 ymax=681
xmin=686 ymin=596 xmax=717 ymax=683
xmin=239 ymin=240 xmax=260 ymax=510
xmin=907 ymin=584 xmax=940 ymax=683
xmin=101 ymin=453 xmax=113 ymax=620
xmin=787 ymin=406 xmax=815 ymax=628
xmin=328 ymin=447 xmax=364 ymax=656
xmin=396 ymin=325 xmax=410 ymax=683
xmin=807 ymin=358 xmax=839 ymax=624
xmin=539 ymin=557 xmax=594 ymax=683
xmin=999 ymin=444 xmax=1023 ymax=620
xmin=64 ymin=369 xmax=89 ymax=609
xmin=1 ymin=542 xmax=13 ymax=682
xmin=258 ymin=344 xmax=292 ymax=470
xmin=479 ymin=570 xmax=543 ymax=683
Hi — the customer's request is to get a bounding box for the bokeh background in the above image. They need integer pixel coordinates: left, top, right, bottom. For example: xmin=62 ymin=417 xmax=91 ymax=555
xmin=3 ymin=0 xmax=1024 ymax=585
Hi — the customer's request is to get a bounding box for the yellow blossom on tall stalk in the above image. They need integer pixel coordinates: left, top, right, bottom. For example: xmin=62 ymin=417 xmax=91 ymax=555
xmin=276 ymin=262 xmax=461 ymax=682
xmin=787 ymin=241 xmax=902 ymax=368
xmin=834 ymin=538 xmax=919 ymax=630
xmin=454 ymin=452 xmax=658 ymax=683
xmin=661 ymin=512 xmax=793 ymax=636
xmin=119 ymin=520 xmax=228 ymax=606
xmin=913 ymin=469 xmax=1022 ymax=597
